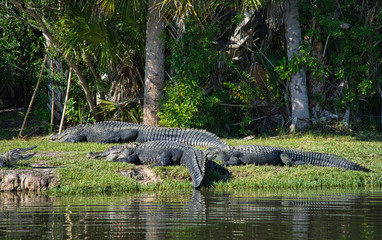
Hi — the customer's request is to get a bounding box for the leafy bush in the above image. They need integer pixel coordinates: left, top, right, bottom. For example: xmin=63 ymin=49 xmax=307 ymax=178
xmin=159 ymin=19 xmax=221 ymax=128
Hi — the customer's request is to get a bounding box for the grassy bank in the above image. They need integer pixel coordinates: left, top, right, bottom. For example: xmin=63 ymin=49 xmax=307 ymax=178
xmin=0 ymin=132 xmax=381 ymax=194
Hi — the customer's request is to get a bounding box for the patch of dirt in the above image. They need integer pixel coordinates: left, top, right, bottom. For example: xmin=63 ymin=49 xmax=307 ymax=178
xmin=118 ymin=166 xmax=162 ymax=185
xmin=35 ymin=151 xmax=64 ymax=158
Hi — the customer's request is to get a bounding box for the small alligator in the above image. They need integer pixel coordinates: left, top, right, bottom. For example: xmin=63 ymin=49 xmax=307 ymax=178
xmin=51 ymin=121 xmax=227 ymax=148
xmin=87 ymin=141 xmax=208 ymax=188
xmin=206 ymin=145 xmax=371 ymax=172
xmin=0 ymin=146 xmax=37 ymax=167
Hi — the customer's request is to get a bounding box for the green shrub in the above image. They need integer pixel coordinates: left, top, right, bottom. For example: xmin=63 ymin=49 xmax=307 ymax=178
xmin=158 ymin=19 xmax=221 ymax=128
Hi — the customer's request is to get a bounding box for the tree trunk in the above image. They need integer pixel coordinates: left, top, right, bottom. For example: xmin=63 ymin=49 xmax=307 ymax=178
xmin=9 ymin=0 xmax=100 ymax=122
xmin=143 ymin=0 xmax=166 ymax=126
xmin=284 ymin=0 xmax=310 ymax=131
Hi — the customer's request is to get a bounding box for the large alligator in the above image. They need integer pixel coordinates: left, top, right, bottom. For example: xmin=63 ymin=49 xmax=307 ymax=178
xmin=87 ymin=141 xmax=208 ymax=188
xmin=0 ymin=146 xmax=37 ymax=167
xmin=51 ymin=121 xmax=227 ymax=148
xmin=206 ymin=145 xmax=371 ymax=172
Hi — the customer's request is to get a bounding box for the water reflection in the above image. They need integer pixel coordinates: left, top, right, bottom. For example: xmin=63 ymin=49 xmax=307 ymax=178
xmin=1 ymin=189 xmax=382 ymax=239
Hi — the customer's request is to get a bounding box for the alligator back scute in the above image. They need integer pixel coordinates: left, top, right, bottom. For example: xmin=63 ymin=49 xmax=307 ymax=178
xmin=52 ymin=121 xmax=227 ymax=147
xmin=136 ymin=125 xmax=227 ymax=148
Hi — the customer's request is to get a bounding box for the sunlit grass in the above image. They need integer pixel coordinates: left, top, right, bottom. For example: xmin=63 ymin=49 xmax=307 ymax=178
xmin=0 ymin=131 xmax=381 ymax=194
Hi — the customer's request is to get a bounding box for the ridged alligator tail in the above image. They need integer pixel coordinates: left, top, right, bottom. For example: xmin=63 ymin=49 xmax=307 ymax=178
xmin=51 ymin=121 xmax=227 ymax=148
xmin=87 ymin=141 xmax=208 ymax=188
xmin=206 ymin=145 xmax=371 ymax=172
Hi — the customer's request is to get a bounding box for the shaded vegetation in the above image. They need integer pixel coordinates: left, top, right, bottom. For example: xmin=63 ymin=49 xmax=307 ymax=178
xmin=2 ymin=1 xmax=381 ymax=136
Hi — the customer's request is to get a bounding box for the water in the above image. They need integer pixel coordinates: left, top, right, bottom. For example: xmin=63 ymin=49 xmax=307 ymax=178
xmin=1 ymin=189 xmax=382 ymax=239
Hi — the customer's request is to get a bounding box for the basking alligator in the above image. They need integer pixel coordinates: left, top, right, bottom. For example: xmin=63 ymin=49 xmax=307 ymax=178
xmin=51 ymin=121 xmax=227 ymax=148
xmin=206 ymin=145 xmax=371 ymax=172
xmin=87 ymin=141 xmax=208 ymax=188
xmin=0 ymin=146 xmax=37 ymax=167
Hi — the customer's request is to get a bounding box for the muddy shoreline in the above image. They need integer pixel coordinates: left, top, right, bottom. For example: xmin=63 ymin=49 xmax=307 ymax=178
xmin=0 ymin=167 xmax=58 ymax=191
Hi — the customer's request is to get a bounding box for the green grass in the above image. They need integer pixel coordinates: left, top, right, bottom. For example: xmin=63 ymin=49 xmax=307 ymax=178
xmin=0 ymin=132 xmax=381 ymax=194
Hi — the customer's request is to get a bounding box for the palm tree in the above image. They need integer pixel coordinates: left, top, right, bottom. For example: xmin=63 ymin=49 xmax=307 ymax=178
xmin=142 ymin=0 xmax=166 ymax=126
xmin=283 ymin=0 xmax=310 ymax=131
xmin=95 ymin=0 xmax=165 ymax=126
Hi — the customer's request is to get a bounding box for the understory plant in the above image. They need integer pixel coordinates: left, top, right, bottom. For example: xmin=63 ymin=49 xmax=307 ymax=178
xmin=158 ymin=19 xmax=221 ymax=129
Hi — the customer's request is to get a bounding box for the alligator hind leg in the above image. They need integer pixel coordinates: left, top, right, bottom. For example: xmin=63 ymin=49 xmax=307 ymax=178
xmin=280 ymin=152 xmax=307 ymax=166
xmin=150 ymin=149 xmax=183 ymax=167
xmin=280 ymin=153 xmax=293 ymax=166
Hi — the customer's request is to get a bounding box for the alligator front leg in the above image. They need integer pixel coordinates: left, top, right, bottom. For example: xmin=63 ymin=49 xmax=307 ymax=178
xmin=115 ymin=153 xmax=140 ymax=164
xmin=222 ymin=154 xmax=244 ymax=166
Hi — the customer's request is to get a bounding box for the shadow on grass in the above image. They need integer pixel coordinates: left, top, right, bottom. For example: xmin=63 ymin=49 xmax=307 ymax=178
xmin=201 ymin=161 xmax=231 ymax=188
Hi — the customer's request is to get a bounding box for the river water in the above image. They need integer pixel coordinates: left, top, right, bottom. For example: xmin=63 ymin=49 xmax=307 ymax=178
xmin=1 ymin=188 xmax=382 ymax=239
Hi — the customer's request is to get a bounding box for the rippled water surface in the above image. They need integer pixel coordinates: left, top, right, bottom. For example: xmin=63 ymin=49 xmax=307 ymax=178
xmin=1 ymin=189 xmax=382 ymax=239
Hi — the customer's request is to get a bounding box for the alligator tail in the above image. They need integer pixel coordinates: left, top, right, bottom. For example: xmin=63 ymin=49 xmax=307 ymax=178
xmin=182 ymin=148 xmax=206 ymax=188
xmin=283 ymin=149 xmax=372 ymax=172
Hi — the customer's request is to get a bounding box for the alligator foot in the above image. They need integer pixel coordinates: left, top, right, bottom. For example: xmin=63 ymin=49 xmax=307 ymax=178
xmin=280 ymin=153 xmax=293 ymax=166
xmin=280 ymin=152 xmax=307 ymax=167
xmin=0 ymin=146 xmax=38 ymax=167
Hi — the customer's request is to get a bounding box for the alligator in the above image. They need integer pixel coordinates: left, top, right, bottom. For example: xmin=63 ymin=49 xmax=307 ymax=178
xmin=0 ymin=146 xmax=37 ymax=167
xmin=206 ymin=145 xmax=371 ymax=172
xmin=87 ymin=141 xmax=208 ymax=188
xmin=51 ymin=121 xmax=227 ymax=148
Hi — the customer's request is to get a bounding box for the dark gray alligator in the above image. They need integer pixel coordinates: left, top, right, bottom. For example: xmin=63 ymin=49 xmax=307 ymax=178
xmin=206 ymin=145 xmax=371 ymax=172
xmin=0 ymin=146 xmax=37 ymax=167
xmin=87 ymin=141 xmax=208 ymax=188
xmin=51 ymin=121 xmax=227 ymax=148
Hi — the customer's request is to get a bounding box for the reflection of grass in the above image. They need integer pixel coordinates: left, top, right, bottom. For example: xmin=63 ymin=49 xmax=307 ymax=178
xmin=0 ymin=132 xmax=381 ymax=194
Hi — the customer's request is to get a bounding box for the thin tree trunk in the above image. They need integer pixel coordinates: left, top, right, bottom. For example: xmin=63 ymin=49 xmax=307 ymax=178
xmin=9 ymin=0 xmax=100 ymax=122
xmin=50 ymin=58 xmax=55 ymax=132
xmin=19 ymin=52 xmax=48 ymax=138
xmin=59 ymin=68 xmax=72 ymax=134
xmin=143 ymin=0 xmax=165 ymax=126
xmin=284 ymin=0 xmax=310 ymax=131
xmin=50 ymin=84 xmax=55 ymax=132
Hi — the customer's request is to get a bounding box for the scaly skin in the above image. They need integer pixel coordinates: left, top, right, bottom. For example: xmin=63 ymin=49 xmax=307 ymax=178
xmin=206 ymin=145 xmax=371 ymax=172
xmin=87 ymin=141 xmax=207 ymax=188
xmin=51 ymin=121 xmax=227 ymax=148
xmin=0 ymin=146 xmax=37 ymax=167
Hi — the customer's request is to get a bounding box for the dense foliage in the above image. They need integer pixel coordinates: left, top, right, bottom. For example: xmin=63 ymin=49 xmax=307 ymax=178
xmin=1 ymin=1 xmax=381 ymax=135
xmin=0 ymin=7 xmax=44 ymax=108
